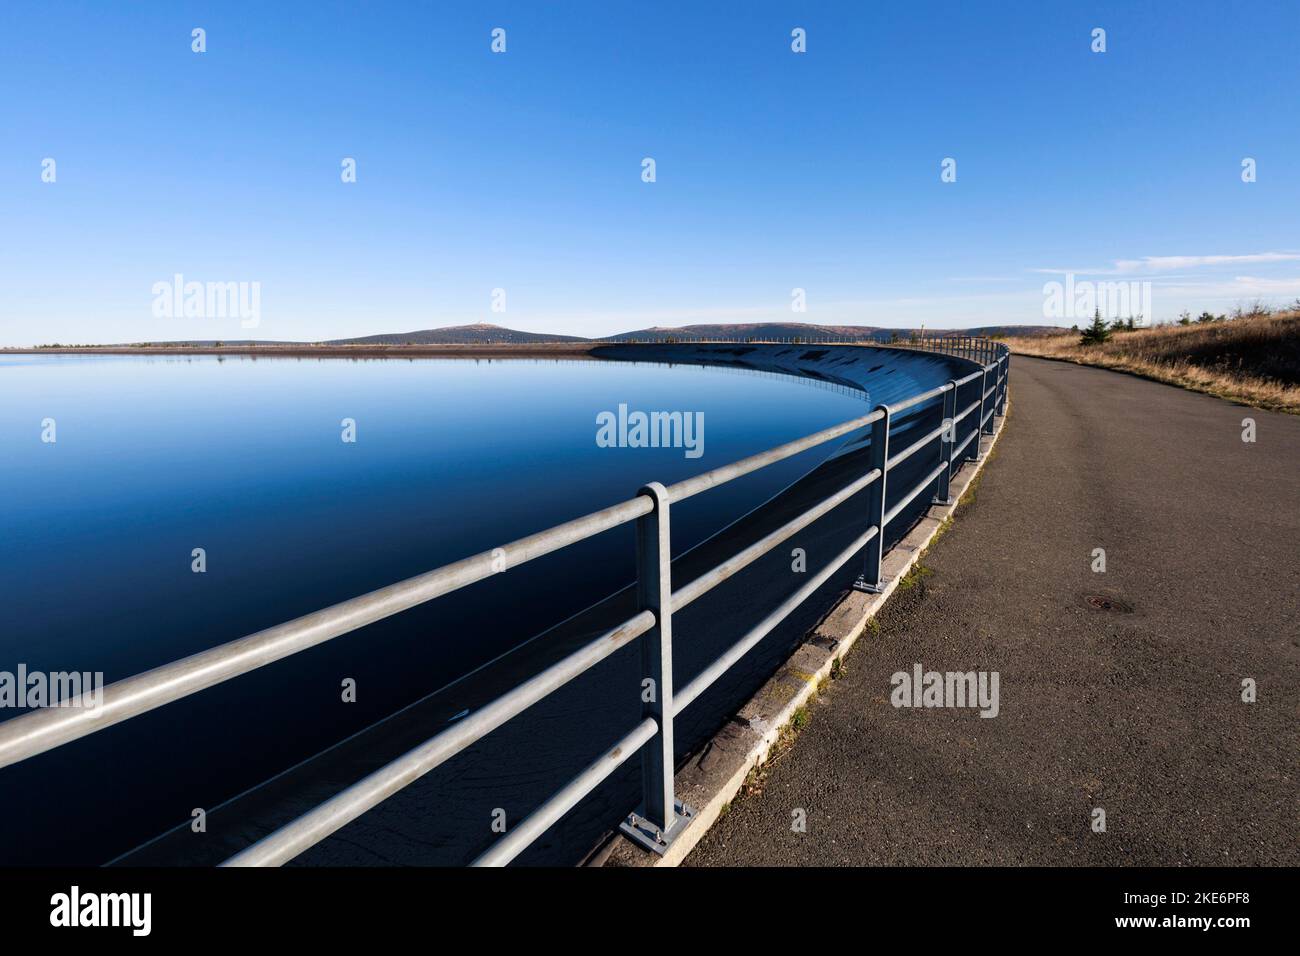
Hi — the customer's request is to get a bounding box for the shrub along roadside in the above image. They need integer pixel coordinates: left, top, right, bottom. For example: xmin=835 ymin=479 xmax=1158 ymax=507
xmin=1000 ymin=307 xmax=1300 ymax=414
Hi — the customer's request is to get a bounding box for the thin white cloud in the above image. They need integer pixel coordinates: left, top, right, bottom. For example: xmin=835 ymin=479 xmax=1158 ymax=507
xmin=1154 ymin=275 xmax=1300 ymax=297
xmin=1115 ymin=253 xmax=1300 ymax=272
xmin=1032 ymin=252 xmax=1300 ymax=276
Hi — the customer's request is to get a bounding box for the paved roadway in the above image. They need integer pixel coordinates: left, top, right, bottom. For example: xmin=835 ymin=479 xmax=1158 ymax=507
xmin=688 ymin=356 xmax=1300 ymax=866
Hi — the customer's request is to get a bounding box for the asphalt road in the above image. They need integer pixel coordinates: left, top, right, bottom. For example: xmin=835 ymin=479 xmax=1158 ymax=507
xmin=687 ymin=356 xmax=1300 ymax=866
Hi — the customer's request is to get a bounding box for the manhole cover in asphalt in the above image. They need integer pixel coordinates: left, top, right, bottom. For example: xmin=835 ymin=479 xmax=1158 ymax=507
xmin=1085 ymin=594 xmax=1133 ymax=613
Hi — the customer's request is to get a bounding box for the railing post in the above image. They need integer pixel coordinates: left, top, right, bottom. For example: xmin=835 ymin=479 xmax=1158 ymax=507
xmin=620 ymin=481 xmax=694 ymax=854
xmin=970 ymin=368 xmax=987 ymax=460
xmin=934 ymin=381 xmax=957 ymax=505
xmin=994 ymin=356 xmax=1003 ymax=412
xmin=997 ymin=354 xmax=1008 ymax=415
xmin=853 ymin=405 xmax=890 ymax=593
xmin=982 ymin=361 xmax=996 ymax=436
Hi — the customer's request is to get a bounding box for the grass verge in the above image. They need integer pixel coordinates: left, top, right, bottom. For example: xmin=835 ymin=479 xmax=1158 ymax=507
xmin=1001 ymin=308 xmax=1300 ymax=413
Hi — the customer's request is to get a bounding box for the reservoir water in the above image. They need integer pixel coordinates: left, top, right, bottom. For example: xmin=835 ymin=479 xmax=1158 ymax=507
xmin=0 ymin=347 xmax=966 ymax=865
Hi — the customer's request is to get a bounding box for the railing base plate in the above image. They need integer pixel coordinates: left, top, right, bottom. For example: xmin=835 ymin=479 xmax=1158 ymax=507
xmin=620 ymin=800 xmax=696 ymax=855
xmin=851 ymin=575 xmax=884 ymax=594
xmin=932 ymin=496 xmax=952 ymax=506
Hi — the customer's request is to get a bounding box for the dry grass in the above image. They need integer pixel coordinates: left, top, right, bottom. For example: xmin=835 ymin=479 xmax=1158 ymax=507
xmin=1001 ymin=309 xmax=1300 ymax=413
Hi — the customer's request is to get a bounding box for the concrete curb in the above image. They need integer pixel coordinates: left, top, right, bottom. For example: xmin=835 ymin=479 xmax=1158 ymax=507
xmin=602 ymin=403 xmax=1010 ymax=867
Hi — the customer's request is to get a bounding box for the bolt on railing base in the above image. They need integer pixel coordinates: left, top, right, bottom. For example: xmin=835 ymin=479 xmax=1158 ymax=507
xmin=851 ymin=574 xmax=884 ymax=594
xmin=932 ymin=496 xmax=953 ymax=506
xmin=620 ymin=800 xmax=696 ymax=855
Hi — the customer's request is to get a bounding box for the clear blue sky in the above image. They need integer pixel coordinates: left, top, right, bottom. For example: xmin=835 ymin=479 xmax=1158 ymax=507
xmin=2 ymin=0 xmax=1297 ymax=345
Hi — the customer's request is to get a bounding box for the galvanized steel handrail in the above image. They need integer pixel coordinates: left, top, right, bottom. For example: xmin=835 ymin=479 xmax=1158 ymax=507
xmin=222 ymin=609 xmax=657 ymax=866
xmin=884 ymin=461 xmax=950 ymax=527
xmin=0 ymin=337 xmax=1010 ymax=867
xmin=471 ymin=716 xmax=660 ymax=867
xmin=954 ymin=399 xmax=982 ymax=423
xmin=886 ymin=381 xmax=952 ymax=415
xmin=671 ymin=466 xmax=883 ymax=612
xmin=0 ymin=495 xmax=654 ymax=771
xmin=672 ymin=522 xmax=880 ymax=717
xmin=664 ymin=407 xmax=885 ymax=504
xmin=887 ymin=421 xmax=949 ymax=471
xmin=953 ymin=424 xmax=982 ymax=460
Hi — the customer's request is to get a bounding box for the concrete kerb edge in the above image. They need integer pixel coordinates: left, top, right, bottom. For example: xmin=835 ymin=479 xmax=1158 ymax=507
xmin=601 ymin=400 xmax=1011 ymax=867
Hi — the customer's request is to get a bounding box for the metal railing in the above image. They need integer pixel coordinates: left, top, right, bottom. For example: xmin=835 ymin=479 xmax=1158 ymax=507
xmin=0 ymin=338 xmax=1010 ymax=867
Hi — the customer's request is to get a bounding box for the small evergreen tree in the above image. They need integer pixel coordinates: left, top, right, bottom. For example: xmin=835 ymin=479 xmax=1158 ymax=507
xmin=1079 ymin=308 xmax=1111 ymax=346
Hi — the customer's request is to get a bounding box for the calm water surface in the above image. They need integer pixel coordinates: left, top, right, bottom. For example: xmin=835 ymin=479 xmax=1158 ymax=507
xmin=1 ymin=352 xmax=904 ymax=864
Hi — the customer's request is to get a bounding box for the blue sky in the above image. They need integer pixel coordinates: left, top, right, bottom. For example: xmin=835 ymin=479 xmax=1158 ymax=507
xmin=2 ymin=0 xmax=1297 ymax=345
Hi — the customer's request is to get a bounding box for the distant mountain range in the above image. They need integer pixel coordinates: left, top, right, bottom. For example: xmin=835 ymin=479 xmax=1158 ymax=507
xmin=324 ymin=321 xmax=1065 ymax=345
xmin=329 ymin=323 xmax=583 ymax=345
xmin=49 ymin=321 xmax=1066 ymax=350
